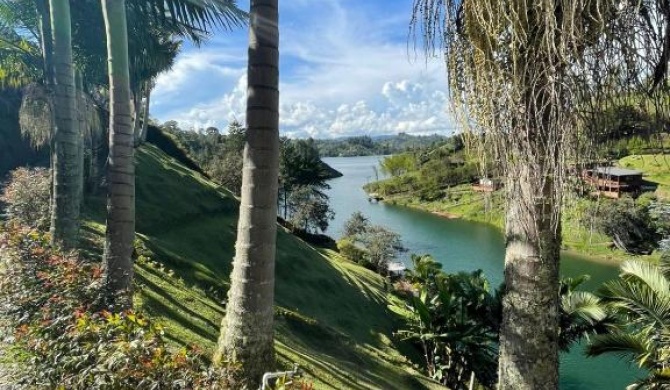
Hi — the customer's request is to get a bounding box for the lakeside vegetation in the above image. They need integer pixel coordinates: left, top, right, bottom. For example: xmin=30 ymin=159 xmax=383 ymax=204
xmin=362 ymin=135 xmax=670 ymax=263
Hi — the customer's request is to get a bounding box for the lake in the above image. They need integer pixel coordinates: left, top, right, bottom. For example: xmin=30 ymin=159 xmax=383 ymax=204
xmin=323 ymin=155 xmax=640 ymax=390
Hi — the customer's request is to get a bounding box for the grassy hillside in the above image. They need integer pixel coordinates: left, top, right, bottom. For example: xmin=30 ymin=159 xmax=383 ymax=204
xmin=82 ymin=144 xmax=437 ymax=389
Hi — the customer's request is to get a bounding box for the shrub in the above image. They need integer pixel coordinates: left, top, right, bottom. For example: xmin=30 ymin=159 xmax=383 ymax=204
xmin=336 ymin=238 xmax=368 ymax=265
xmin=0 ymin=225 xmax=236 ymax=389
xmin=1 ymin=167 xmax=50 ymax=229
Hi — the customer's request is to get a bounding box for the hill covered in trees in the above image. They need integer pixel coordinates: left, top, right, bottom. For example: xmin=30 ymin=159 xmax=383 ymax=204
xmin=314 ymin=133 xmax=447 ymax=157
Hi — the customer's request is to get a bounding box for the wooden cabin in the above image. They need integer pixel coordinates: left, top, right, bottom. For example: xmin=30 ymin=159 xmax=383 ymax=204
xmin=472 ymin=177 xmax=499 ymax=192
xmin=582 ymin=167 xmax=643 ymax=199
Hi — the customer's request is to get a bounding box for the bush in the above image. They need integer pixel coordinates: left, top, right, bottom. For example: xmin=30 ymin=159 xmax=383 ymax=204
xmin=583 ymin=197 xmax=659 ymax=254
xmin=336 ymin=238 xmax=368 ymax=265
xmin=1 ymin=167 xmax=50 ymax=229
xmin=0 ymin=225 xmax=236 ymax=389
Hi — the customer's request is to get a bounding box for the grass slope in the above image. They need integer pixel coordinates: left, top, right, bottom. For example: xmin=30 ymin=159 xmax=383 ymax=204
xmin=83 ymin=145 xmax=437 ymax=390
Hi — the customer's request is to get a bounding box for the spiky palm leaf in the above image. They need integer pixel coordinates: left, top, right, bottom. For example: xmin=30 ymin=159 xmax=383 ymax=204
xmin=589 ymin=259 xmax=670 ymax=389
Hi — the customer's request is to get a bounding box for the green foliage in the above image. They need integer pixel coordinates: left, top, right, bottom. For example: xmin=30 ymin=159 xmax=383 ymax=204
xmin=582 ymin=197 xmax=661 ymax=254
xmin=336 ymin=238 xmax=369 ymax=267
xmin=587 ymin=258 xmax=670 ymax=389
xmin=380 ymin=153 xmax=416 ymax=177
xmin=0 ymin=225 xmax=237 ymax=389
xmin=1 ymin=167 xmax=50 ymax=229
xmin=398 ymin=256 xmax=611 ymax=389
xmin=365 ymin=138 xmax=478 ymax=198
xmin=88 ymin=145 xmax=434 ymax=389
xmin=286 ymin=185 xmax=334 ymax=233
xmin=342 ymin=211 xmax=369 ymax=238
xmin=340 ymin=212 xmax=404 ymax=273
xmin=279 ymin=137 xmax=336 ymax=231
xmin=397 ymin=256 xmax=501 ymax=389
xmin=558 ymin=275 xmax=611 ymax=352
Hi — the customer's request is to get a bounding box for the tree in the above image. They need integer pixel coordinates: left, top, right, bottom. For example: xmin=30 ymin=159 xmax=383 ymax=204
xmin=587 ymin=258 xmax=670 ymax=389
xmin=49 ymin=0 xmax=81 ymax=249
xmin=361 ymin=225 xmax=403 ymax=272
xmin=101 ymin=0 xmax=134 ymax=308
xmin=342 ymin=211 xmax=369 ymax=238
xmin=409 ymin=1 xmax=655 ymax=387
xmin=286 ymin=185 xmax=334 ymax=233
xmin=214 ymin=0 xmax=279 ymax=386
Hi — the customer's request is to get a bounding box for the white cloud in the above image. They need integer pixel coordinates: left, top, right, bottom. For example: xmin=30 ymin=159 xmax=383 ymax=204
xmin=151 ymin=0 xmax=456 ymax=137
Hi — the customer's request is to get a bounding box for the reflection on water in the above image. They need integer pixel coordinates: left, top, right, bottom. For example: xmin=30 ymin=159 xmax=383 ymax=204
xmin=324 ymin=155 xmax=640 ymax=390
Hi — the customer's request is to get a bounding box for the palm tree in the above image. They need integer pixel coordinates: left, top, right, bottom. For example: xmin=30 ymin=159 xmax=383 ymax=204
xmin=99 ymin=0 xmax=245 ymax=306
xmin=49 ymin=0 xmax=81 ymax=249
xmin=587 ymin=259 xmax=670 ymax=389
xmin=214 ymin=0 xmax=279 ymax=386
xmin=101 ymin=0 xmax=134 ymax=308
xmin=408 ymin=1 xmax=663 ymax=387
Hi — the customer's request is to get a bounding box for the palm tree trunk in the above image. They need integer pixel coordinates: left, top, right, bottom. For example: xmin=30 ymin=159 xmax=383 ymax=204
xmin=139 ymin=80 xmax=151 ymax=143
xmin=214 ymin=0 xmax=280 ymax=386
xmin=75 ymin=69 xmax=85 ymax=199
xmin=132 ymin=86 xmax=142 ymax=145
xmin=498 ymin=164 xmax=560 ymax=389
xmin=102 ymin=0 xmax=135 ymax=309
xmin=36 ymin=0 xmax=53 ymax=86
xmin=49 ymin=0 xmax=81 ymax=249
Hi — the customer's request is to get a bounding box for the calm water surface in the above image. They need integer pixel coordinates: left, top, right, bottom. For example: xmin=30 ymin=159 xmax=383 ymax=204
xmin=323 ymin=155 xmax=640 ymax=390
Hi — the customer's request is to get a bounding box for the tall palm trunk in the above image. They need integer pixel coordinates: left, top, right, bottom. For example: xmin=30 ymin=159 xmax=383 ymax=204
xmin=75 ymin=70 xmax=85 ymax=199
xmin=498 ymin=80 xmax=561 ymax=388
xmin=498 ymin=169 xmax=560 ymax=389
xmin=139 ymin=80 xmax=151 ymax=143
xmin=49 ymin=0 xmax=81 ymax=249
xmin=36 ymin=0 xmax=53 ymax=86
xmin=214 ymin=0 xmax=280 ymax=386
xmin=102 ymin=0 xmax=135 ymax=309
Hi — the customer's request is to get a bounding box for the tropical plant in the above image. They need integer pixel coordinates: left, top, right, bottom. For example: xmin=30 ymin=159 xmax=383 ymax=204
xmin=397 ymin=261 xmax=501 ymax=389
xmin=214 ymin=0 xmax=280 ymax=386
xmin=0 ymin=224 xmax=237 ymax=389
xmin=587 ymin=259 xmax=670 ymax=389
xmin=558 ymin=275 xmax=610 ymax=352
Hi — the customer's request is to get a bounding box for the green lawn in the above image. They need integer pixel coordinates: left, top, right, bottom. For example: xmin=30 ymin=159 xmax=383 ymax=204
xmin=620 ymin=154 xmax=670 ymax=199
xmin=83 ymin=145 xmax=438 ymax=389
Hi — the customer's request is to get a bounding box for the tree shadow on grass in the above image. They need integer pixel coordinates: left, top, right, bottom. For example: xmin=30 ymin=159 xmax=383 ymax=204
xmin=275 ymin=316 xmax=431 ymax=390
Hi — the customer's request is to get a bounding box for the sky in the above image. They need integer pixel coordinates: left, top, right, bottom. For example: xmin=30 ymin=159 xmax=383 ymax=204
xmin=151 ymin=0 xmax=457 ymax=139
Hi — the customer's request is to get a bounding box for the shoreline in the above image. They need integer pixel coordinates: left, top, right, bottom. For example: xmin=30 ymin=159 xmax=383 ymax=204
xmin=380 ymin=195 xmax=645 ymax=266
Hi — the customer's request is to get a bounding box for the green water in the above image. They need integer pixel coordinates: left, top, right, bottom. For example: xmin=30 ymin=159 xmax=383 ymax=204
xmin=323 ymin=156 xmax=641 ymax=390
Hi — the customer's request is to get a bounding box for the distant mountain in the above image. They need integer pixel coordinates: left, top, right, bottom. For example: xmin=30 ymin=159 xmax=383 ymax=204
xmin=312 ymin=133 xmax=448 ymax=157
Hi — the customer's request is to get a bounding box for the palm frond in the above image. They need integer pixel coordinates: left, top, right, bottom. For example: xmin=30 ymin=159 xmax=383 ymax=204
xmin=601 ymin=279 xmax=670 ymax=329
xmin=586 ymin=332 xmax=652 ymax=365
xmin=133 ymin=0 xmax=247 ymax=39
xmin=621 ymin=260 xmax=670 ymax=302
xmin=562 ymin=291 xmax=608 ymax=324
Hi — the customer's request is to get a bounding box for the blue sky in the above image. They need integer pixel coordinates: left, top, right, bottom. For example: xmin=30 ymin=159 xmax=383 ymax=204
xmin=151 ymin=0 xmax=456 ymax=138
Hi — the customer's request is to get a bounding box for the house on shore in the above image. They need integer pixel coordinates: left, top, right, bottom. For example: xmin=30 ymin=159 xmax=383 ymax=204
xmin=472 ymin=177 xmax=500 ymax=192
xmin=582 ymin=167 xmax=643 ymax=199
